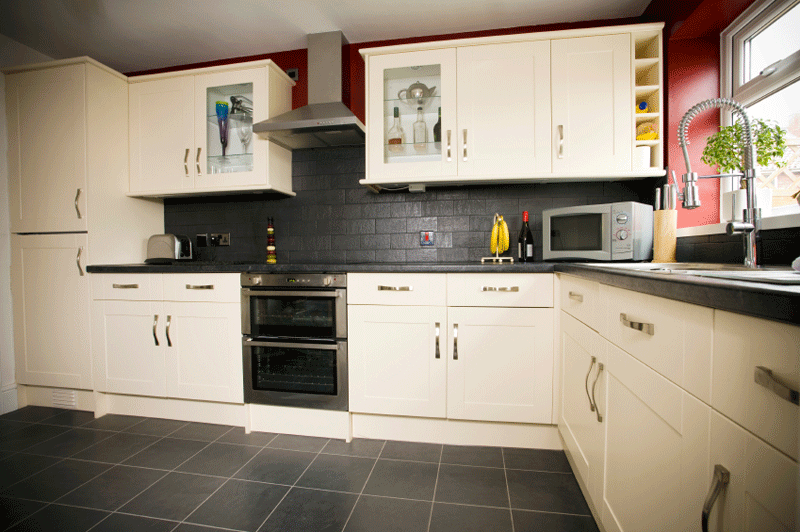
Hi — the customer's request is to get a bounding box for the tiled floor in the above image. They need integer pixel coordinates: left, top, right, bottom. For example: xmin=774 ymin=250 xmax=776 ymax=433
xmin=0 ymin=406 xmax=599 ymax=532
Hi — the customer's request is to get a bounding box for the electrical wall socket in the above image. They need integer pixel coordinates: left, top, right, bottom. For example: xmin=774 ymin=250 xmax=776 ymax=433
xmin=208 ymin=233 xmax=230 ymax=246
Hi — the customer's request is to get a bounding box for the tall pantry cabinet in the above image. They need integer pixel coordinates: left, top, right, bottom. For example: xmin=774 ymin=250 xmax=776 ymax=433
xmin=5 ymin=57 xmax=163 ymax=392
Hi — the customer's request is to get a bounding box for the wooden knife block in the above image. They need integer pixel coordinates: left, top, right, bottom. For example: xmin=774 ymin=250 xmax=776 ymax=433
xmin=653 ymin=210 xmax=677 ymax=263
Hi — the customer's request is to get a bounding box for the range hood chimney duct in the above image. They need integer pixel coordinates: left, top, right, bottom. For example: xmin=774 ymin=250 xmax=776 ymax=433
xmin=253 ymin=31 xmax=365 ymax=150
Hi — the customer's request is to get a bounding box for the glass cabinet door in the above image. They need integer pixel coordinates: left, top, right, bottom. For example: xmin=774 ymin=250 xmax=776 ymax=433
xmin=367 ymin=48 xmax=457 ymax=181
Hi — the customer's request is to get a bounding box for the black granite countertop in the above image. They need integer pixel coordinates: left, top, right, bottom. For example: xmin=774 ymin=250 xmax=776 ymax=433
xmin=86 ymin=261 xmax=799 ymax=325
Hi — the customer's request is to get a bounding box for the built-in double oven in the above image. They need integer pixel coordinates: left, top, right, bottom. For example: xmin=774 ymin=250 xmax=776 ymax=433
xmin=241 ymin=273 xmax=347 ymax=411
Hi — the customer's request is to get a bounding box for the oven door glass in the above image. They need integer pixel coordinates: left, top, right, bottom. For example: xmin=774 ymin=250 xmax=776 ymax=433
xmin=249 ymin=341 xmax=339 ymax=395
xmin=244 ymin=289 xmax=344 ymax=340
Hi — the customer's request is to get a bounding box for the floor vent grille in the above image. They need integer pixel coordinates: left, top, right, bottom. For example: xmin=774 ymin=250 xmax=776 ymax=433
xmin=52 ymin=389 xmax=77 ymax=408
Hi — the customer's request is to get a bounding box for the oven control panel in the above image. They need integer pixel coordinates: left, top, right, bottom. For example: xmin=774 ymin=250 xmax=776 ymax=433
xmin=241 ymin=273 xmax=346 ymax=288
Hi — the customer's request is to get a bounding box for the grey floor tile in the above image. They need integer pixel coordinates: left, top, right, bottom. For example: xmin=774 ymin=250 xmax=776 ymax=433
xmin=57 ymin=465 xmax=167 ymax=511
xmin=0 ymin=453 xmax=61 ymax=489
xmin=506 ymin=469 xmax=591 ymax=515
xmin=259 ymin=487 xmax=358 ymax=532
xmin=219 ymin=428 xmax=277 ymax=447
xmin=168 ymin=422 xmax=234 ymax=442
xmin=295 ymin=453 xmax=376 ymax=493
xmin=89 ymin=513 xmax=178 ymax=532
xmin=0 ymin=459 xmax=111 ymax=502
xmin=122 ymin=437 xmax=208 ymax=470
xmin=344 ymin=495 xmax=431 ymax=532
xmin=186 ymin=479 xmax=289 ymax=532
xmin=235 ymin=447 xmax=317 ymax=485
xmin=513 ymin=509 xmax=600 ymax=532
xmin=381 ymin=440 xmax=442 ymax=463
xmin=177 ymin=442 xmax=260 ymax=477
xmin=123 ymin=418 xmax=188 ymax=437
xmin=175 ymin=524 xmax=238 ymax=532
xmin=119 ymin=471 xmax=226 ymax=521
xmin=441 ymin=444 xmax=504 ymax=468
xmin=434 ymin=464 xmax=510 ymax=507
xmin=24 ymin=428 xmax=115 ymax=458
xmin=363 ymin=459 xmax=438 ymax=500
xmin=5 ymin=503 xmax=109 ymax=532
xmin=0 ymin=423 xmax=70 ymax=452
xmin=503 ymin=447 xmax=572 ymax=473
xmin=267 ymin=434 xmax=329 ymax=453
xmin=81 ymin=414 xmax=147 ymax=432
xmin=40 ymin=410 xmax=95 ymax=427
xmin=0 ymin=406 xmax=66 ymax=423
xmin=429 ymin=502 xmax=513 ymax=532
xmin=72 ymin=432 xmax=160 ymax=464
xmin=322 ymin=438 xmax=385 ymax=458
xmin=0 ymin=496 xmax=47 ymax=529
xmin=0 ymin=419 xmax=33 ymax=436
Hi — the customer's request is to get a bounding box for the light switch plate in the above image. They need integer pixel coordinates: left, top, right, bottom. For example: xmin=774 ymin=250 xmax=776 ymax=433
xmin=420 ymin=231 xmax=434 ymax=246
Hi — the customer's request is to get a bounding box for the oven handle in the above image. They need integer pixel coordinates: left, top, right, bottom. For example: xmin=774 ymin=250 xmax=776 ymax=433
xmin=242 ymin=289 xmax=343 ymax=299
xmin=243 ymin=338 xmax=341 ymax=351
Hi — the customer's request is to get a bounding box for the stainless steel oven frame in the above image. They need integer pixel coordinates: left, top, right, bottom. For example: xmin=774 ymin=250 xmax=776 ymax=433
xmin=240 ymin=287 xmax=347 ymax=339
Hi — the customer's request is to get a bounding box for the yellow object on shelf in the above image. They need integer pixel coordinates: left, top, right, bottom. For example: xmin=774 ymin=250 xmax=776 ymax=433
xmin=636 ymin=101 xmax=649 ymax=113
xmin=636 ymin=121 xmax=658 ymax=140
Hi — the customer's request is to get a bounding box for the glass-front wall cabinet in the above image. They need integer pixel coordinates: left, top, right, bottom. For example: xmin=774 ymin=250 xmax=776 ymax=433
xmin=204 ymin=81 xmax=254 ymax=175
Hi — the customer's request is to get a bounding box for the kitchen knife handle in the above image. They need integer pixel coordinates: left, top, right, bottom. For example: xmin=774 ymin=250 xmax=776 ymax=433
xmin=585 ymin=356 xmax=596 ymax=412
xmin=76 ymin=247 xmax=84 ymax=276
xmin=166 ymin=315 xmax=172 ymax=347
xmin=446 ymin=130 xmax=452 ymax=162
xmin=592 ymin=362 xmax=604 ymax=422
xmin=153 ymin=315 xmax=160 ymax=346
xmin=620 ymin=313 xmax=654 ymax=336
xmin=184 ymin=148 xmax=190 ymax=177
xmin=196 ymin=147 xmax=202 ymax=175
xmin=557 ymin=125 xmax=564 ymax=159
xmin=462 ymin=129 xmax=468 ymax=161
xmin=453 ymin=323 xmax=458 ymax=360
xmin=75 ymin=188 xmax=82 ymax=219
xmin=434 ymin=322 xmax=440 ymax=359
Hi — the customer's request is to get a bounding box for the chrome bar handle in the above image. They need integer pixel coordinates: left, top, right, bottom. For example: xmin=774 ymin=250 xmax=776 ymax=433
xmin=186 ymin=284 xmax=214 ymax=290
xmin=754 ymin=366 xmax=799 ymax=405
xmin=482 ymin=286 xmax=519 ymax=292
xmin=702 ymin=464 xmax=731 ymax=532
xmin=112 ymin=284 xmax=139 ymax=289
xmin=184 ymin=148 xmax=190 ymax=176
xmin=585 ymin=356 xmax=597 ymax=412
xmin=166 ymin=315 xmax=172 ymax=347
xmin=434 ymin=322 xmax=440 ymax=359
xmin=462 ymin=129 xmax=468 ymax=161
xmin=76 ymin=247 xmax=84 ymax=276
xmin=446 ymin=130 xmax=452 ymax=161
xmin=74 ymin=188 xmax=82 ymax=219
xmin=557 ymin=125 xmax=564 ymax=159
xmin=153 ymin=315 xmax=159 ymax=346
xmin=568 ymin=291 xmax=584 ymax=303
xmin=620 ymin=313 xmax=654 ymax=336
xmin=378 ymin=285 xmax=412 ymax=291
xmin=196 ymin=147 xmax=202 ymax=175
xmin=453 ymin=323 xmax=458 ymax=360
xmin=592 ymin=362 xmax=604 ymax=422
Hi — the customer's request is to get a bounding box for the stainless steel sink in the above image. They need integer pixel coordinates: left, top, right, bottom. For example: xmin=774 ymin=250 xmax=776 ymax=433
xmin=590 ymin=262 xmax=800 ymax=285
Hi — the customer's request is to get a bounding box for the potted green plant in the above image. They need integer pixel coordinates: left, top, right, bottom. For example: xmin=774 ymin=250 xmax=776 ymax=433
xmin=701 ymin=118 xmax=787 ymax=220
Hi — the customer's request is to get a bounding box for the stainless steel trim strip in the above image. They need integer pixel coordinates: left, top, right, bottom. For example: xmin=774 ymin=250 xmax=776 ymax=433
xmin=620 ymin=313 xmax=654 ymax=336
xmin=754 ymin=366 xmax=799 ymax=406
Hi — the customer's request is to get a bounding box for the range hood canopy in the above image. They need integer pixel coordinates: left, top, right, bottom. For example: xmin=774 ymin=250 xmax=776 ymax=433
xmin=253 ymin=31 xmax=365 ymax=150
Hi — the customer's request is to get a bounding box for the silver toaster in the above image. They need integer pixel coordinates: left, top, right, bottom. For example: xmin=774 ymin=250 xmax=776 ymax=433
xmin=145 ymin=234 xmax=193 ymax=264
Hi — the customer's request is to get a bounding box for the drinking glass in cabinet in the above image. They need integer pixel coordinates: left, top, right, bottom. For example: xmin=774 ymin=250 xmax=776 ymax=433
xmin=206 ymin=82 xmax=254 ymax=174
xmin=383 ymin=64 xmax=441 ymax=161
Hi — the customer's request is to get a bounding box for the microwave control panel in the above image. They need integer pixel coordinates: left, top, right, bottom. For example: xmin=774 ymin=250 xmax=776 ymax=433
xmin=611 ymin=205 xmax=634 ymax=257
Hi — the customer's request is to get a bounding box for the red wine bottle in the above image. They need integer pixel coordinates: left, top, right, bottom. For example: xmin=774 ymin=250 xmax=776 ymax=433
xmin=518 ymin=211 xmax=534 ymax=262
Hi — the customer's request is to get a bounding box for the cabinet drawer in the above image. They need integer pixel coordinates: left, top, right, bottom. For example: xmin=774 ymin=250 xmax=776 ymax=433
xmin=92 ymin=274 xmax=163 ymax=301
xmin=559 ymin=274 xmax=601 ymax=332
xmin=348 ymin=273 xmax=446 ymax=306
xmin=163 ymin=274 xmax=240 ymax=303
xmin=447 ymin=273 xmax=553 ymax=307
xmin=603 ymin=284 xmax=713 ymax=403
xmin=712 ymin=310 xmax=800 ymax=460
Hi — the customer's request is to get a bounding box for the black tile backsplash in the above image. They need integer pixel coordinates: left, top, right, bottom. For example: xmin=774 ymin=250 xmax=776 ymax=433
xmin=677 ymin=227 xmax=800 ymax=265
xmin=164 ymin=146 xmax=661 ymax=264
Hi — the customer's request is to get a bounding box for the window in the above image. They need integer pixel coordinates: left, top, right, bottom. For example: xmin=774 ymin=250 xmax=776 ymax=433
xmin=722 ymin=0 xmax=800 ymax=216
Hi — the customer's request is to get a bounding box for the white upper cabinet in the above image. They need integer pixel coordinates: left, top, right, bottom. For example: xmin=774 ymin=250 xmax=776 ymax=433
xmin=129 ymin=60 xmax=295 ymax=197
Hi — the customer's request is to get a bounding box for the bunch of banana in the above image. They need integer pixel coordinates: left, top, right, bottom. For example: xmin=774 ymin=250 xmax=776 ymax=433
xmin=489 ymin=214 xmax=510 ymax=255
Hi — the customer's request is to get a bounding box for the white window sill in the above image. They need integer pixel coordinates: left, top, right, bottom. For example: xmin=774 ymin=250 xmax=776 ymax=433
xmin=677 ymin=212 xmax=800 ymax=237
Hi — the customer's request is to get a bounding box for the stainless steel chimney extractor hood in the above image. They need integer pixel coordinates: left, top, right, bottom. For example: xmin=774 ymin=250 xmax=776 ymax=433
xmin=253 ymin=31 xmax=365 ymax=150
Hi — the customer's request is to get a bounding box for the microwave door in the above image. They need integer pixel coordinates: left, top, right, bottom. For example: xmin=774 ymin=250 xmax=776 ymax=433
xmin=547 ymin=211 xmax=611 ymax=260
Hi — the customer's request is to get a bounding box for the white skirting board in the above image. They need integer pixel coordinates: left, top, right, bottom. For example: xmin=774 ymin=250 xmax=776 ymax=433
xmin=99 ymin=393 xmax=247 ymax=426
xmin=351 ymin=413 xmax=563 ymax=450
xmin=2 ymin=383 xmax=19 ymax=414
xmin=17 ymin=385 xmax=96 ymax=411
xmin=248 ymin=404 xmax=351 ymax=441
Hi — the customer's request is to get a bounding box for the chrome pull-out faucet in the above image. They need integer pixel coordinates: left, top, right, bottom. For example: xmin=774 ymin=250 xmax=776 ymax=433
xmin=677 ymin=98 xmax=760 ymax=268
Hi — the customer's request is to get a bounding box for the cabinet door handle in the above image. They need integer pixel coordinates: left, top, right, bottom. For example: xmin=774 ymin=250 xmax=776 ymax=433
xmin=482 ymin=286 xmax=519 ymax=292
xmin=435 ymin=322 xmax=440 ymax=359
xmin=754 ymin=366 xmax=799 ymax=405
xmin=453 ymin=323 xmax=458 ymax=360
xmin=462 ymin=129 xmax=468 ymax=161
xmin=568 ymin=291 xmax=584 ymax=302
xmin=153 ymin=315 xmax=160 ymax=346
xmin=585 ymin=356 xmax=597 ymax=412
xmin=592 ymin=362 xmax=604 ymax=422
xmin=446 ymin=130 xmax=452 ymax=161
xmin=702 ymin=464 xmax=730 ymax=532
xmin=76 ymin=247 xmax=84 ymax=276
xmin=620 ymin=313 xmax=654 ymax=336
xmin=184 ymin=148 xmax=190 ymax=177
xmin=377 ymin=285 xmax=412 ymax=291
xmin=74 ymin=188 xmax=82 ymax=219
xmin=557 ymin=125 xmax=564 ymax=159
xmin=166 ymin=315 xmax=172 ymax=347
xmin=112 ymin=283 xmax=139 ymax=289
xmin=196 ymin=147 xmax=202 ymax=175
xmin=186 ymin=284 xmax=214 ymax=290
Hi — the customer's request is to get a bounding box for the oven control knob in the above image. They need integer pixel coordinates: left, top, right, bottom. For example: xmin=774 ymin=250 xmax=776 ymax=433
xmin=616 ymin=229 xmax=629 ymax=241
xmin=615 ymin=213 xmax=629 ymax=225
xmin=252 ymin=277 xmax=261 ymax=285
xmin=323 ymin=276 xmax=333 ymax=286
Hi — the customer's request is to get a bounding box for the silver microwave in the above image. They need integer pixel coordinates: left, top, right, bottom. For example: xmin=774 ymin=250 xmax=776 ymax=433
xmin=542 ymin=201 xmax=653 ymax=261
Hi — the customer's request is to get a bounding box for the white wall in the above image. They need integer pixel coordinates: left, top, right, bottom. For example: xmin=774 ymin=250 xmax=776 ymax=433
xmin=0 ymin=35 xmax=52 ymax=413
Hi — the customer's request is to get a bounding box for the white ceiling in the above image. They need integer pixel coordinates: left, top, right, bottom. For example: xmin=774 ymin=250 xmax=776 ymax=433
xmin=0 ymin=0 xmax=653 ymax=74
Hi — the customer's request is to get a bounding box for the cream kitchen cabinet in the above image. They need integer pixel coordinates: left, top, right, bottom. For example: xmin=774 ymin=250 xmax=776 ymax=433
xmin=129 ymin=60 xmax=294 ymax=197
xmin=92 ymin=273 xmax=242 ymax=404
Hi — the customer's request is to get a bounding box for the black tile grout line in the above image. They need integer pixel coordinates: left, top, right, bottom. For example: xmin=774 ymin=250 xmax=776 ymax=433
xmin=339 ymin=440 xmax=388 ymax=532
xmin=251 ymin=435 xmax=334 ymax=532
xmin=501 ymin=448 xmax=516 ymax=532
xmin=425 ymin=444 xmax=445 ymax=532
